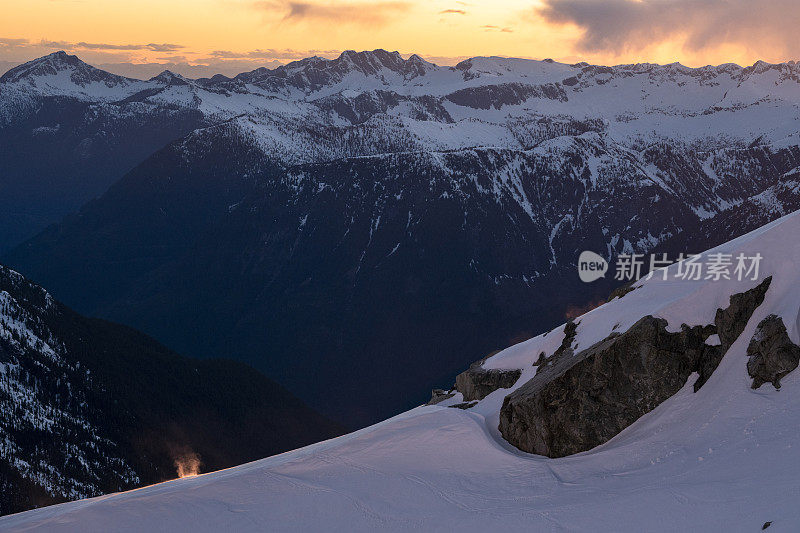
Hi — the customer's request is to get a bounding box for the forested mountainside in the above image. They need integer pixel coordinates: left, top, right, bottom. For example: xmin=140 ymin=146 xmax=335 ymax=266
xmin=0 ymin=264 xmax=341 ymax=516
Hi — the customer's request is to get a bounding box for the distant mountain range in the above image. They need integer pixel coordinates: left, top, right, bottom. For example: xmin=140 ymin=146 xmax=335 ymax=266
xmin=3 ymin=50 xmax=800 ymax=428
xmin=0 ymin=263 xmax=341 ymax=516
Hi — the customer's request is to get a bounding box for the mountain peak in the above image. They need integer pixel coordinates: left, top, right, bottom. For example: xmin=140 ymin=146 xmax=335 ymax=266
xmin=150 ymin=69 xmax=190 ymax=85
xmin=0 ymin=50 xmax=132 ymax=88
xmin=318 ymin=49 xmax=438 ymax=81
xmin=234 ymin=48 xmax=436 ymax=92
xmin=330 ymin=49 xmax=407 ymax=75
xmin=0 ymin=50 xmax=85 ymax=83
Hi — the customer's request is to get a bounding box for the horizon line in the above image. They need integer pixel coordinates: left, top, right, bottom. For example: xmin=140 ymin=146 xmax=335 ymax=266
xmin=3 ymin=48 xmax=797 ymax=83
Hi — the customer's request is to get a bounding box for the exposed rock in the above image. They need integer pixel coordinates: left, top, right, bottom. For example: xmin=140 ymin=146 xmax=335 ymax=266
xmin=445 ymin=82 xmax=567 ymax=110
xmin=692 ymin=343 xmax=724 ymax=392
xmin=455 ymin=357 xmax=522 ymax=402
xmin=693 ymin=276 xmax=772 ymax=391
xmin=427 ymin=389 xmax=455 ymax=405
xmin=499 ymin=279 xmax=771 ymax=457
xmin=747 ymin=315 xmax=800 ymax=389
xmin=499 ymin=316 xmax=714 ymax=457
xmin=608 ymin=282 xmax=637 ymax=301
xmin=715 ymin=277 xmax=772 ymax=347
xmin=538 ymin=321 xmax=578 ymax=371
xmin=449 ymin=401 xmax=478 ymax=410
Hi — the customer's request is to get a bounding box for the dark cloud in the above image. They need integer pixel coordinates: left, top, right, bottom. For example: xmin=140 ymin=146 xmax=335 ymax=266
xmin=74 ymin=42 xmax=143 ymax=50
xmin=481 ymin=25 xmax=512 ymax=33
xmin=145 ymin=43 xmax=185 ymax=52
xmin=70 ymin=42 xmax=185 ymax=52
xmin=254 ymin=1 xmax=410 ymax=25
xmin=539 ymin=0 xmax=800 ymax=57
xmin=209 ymin=48 xmax=341 ymax=60
xmin=39 ymin=39 xmax=72 ymax=48
xmin=23 ymin=39 xmax=186 ymax=53
xmin=0 ymin=38 xmax=30 ymax=48
xmin=439 ymin=9 xmax=466 ymax=15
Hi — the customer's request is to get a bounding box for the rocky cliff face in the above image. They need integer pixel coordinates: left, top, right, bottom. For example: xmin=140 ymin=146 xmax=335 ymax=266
xmin=496 ymin=277 xmax=771 ymax=457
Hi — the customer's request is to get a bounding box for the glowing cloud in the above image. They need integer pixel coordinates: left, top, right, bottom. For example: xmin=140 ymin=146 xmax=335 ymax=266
xmin=254 ymin=1 xmax=411 ymax=26
xmin=539 ymin=0 xmax=800 ymax=59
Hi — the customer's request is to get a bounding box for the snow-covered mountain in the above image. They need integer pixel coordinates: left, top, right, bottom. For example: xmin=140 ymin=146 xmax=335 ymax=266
xmin=2 ymin=49 xmax=800 ymax=252
xmin=4 ymin=210 xmax=799 ymax=532
xmin=4 ymin=50 xmax=800 ymax=427
xmin=3 ymin=49 xmax=800 ymax=253
xmin=0 ymin=263 xmax=342 ymax=516
xmin=5 ymin=50 xmax=800 ymax=146
xmin=4 ymin=49 xmax=800 ymax=251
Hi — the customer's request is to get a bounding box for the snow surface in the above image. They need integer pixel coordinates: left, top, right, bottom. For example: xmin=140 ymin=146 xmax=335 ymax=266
xmin=4 ymin=211 xmax=800 ymax=531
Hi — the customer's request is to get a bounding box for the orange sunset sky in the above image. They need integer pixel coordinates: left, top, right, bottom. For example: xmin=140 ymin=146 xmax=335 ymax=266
xmin=2 ymin=0 xmax=799 ymax=78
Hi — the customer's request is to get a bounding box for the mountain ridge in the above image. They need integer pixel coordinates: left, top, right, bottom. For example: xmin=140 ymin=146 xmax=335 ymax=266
xmin=6 ymin=49 xmax=800 ymax=86
xmin=0 ymin=263 xmax=343 ymax=516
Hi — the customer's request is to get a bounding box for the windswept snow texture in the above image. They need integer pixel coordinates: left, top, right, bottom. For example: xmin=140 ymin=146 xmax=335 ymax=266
xmin=4 ymin=211 xmax=800 ymax=532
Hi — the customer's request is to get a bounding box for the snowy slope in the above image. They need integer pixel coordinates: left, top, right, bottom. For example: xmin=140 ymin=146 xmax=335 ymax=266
xmin=4 ymin=210 xmax=800 ymax=532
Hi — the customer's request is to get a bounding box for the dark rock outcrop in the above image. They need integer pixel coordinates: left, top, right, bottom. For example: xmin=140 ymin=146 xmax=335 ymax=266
xmin=693 ymin=276 xmax=772 ymax=390
xmin=716 ymin=277 xmax=772 ymax=347
xmin=427 ymin=389 xmax=455 ymax=405
xmin=499 ymin=278 xmax=771 ymax=457
xmin=499 ymin=317 xmax=714 ymax=457
xmin=445 ymin=82 xmax=567 ymax=110
xmin=455 ymin=358 xmax=522 ymax=402
xmin=535 ymin=321 xmax=578 ymax=372
xmin=747 ymin=315 xmax=800 ymax=389
xmin=449 ymin=401 xmax=479 ymax=410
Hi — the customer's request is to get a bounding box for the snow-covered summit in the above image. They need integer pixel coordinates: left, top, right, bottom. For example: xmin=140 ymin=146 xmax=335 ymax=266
xmin=149 ymin=69 xmax=191 ymax=86
xmin=0 ymin=51 xmax=143 ymax=100
xmin=0 ymin=51 xmax=121 ymax=84
xmin=4 ymin=210 xmax=800 ymax=531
